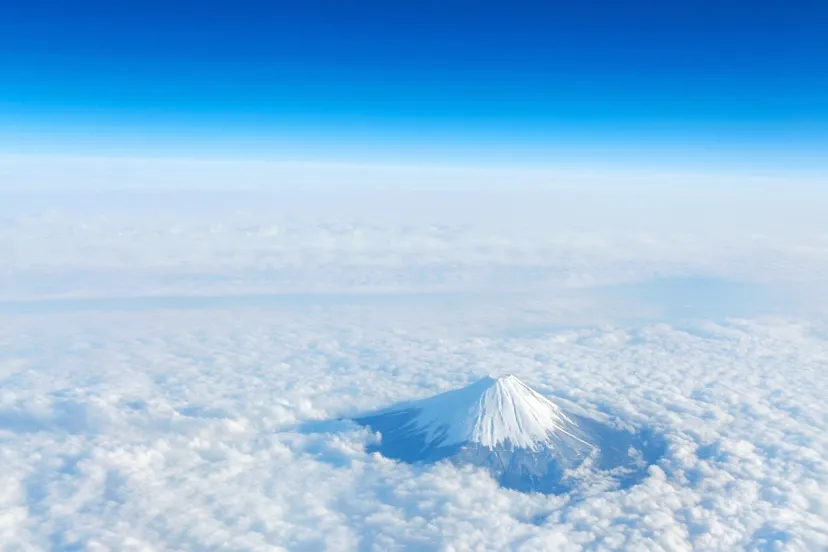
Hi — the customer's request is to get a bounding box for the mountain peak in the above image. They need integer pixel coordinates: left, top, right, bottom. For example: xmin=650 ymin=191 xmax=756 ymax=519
xmin=353 ymin=376 xmax=665 ymax=494
xmin=369 ymin=375 xmax=592 ymax=452
xmin=482 ymin=373 xmax=519 ymax=383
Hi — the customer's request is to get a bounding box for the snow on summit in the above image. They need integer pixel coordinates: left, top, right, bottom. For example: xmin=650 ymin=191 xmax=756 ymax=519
xmin=388 ymin=374 xmax=592 ymax=451
xmin=354 ymin=375 xmax=664 ymax=494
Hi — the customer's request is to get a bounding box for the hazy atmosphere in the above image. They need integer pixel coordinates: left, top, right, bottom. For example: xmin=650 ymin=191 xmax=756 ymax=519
xmin=1 ymin=2 xmax=827 ymax=551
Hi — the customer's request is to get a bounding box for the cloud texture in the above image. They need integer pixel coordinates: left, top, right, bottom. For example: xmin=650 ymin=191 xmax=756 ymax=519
xmin=0 ymin=191 xmax=827 ymax=550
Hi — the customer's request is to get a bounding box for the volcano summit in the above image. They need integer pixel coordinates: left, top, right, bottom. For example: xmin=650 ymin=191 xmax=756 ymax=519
xmin=355 ymin=375 xmax=663 ymax=494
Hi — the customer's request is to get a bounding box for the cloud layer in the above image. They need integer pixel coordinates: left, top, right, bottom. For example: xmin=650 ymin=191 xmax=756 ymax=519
xmin=1 ymin=191 xmax=827 ymax=550
xmin=1 ymin=304 xmax=827 ymax=550
xmin=2 ymin=190 xmax=828 ymax=302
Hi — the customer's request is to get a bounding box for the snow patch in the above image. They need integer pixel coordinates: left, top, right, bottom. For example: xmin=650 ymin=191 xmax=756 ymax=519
xmin=382 ymin=374 xmax=592 ymax=451
xmin=354 ymin=375 xmax=664 ymax=494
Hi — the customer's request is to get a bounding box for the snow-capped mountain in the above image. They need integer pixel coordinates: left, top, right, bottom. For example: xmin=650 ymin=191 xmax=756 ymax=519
xmin=360 ymin=374 xmax=594 ymax=453
xmin=355 ymin=375 xmax=663 ymax=494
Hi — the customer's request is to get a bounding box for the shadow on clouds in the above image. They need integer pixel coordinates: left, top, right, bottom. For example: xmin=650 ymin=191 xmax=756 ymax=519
xmin=300 ymin=411 xmax=666 ymax=496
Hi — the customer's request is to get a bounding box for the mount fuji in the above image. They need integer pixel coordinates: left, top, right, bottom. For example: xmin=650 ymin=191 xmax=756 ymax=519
xmin=354 ymin=375 xmax=663 ymax=494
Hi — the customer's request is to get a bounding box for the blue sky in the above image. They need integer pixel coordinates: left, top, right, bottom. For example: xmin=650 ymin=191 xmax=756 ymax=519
xmin=1 ymin=0 xmax=827 ymax=175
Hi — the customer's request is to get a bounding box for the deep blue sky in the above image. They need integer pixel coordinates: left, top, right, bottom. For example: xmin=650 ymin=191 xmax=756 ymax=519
xmin=1 ymin=1 xmax=827 ymax=172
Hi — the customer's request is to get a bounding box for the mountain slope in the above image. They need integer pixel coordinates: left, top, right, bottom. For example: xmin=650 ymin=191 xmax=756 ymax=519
xmin=355 ymin=375 xmax=663 ymax=494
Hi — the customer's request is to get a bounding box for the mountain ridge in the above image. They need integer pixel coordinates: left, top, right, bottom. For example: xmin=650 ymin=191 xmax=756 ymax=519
xmin=354 ymin=375 xmax=664 ymax=494
xmin=369 ymin=374 xmax=595 ymax=452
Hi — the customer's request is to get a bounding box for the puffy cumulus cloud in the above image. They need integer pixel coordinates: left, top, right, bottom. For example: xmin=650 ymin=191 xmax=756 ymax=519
xmin=0 ymin=302 xmax=827 ymax=551
xmin=1 ymin=190 xmax=827 ymax=550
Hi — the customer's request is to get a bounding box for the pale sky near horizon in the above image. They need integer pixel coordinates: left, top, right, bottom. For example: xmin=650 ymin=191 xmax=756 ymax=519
xmin=2 ymin=154 xmax=826 ymax=195
xmin=2 ymin=1 xmax=827 ymax=186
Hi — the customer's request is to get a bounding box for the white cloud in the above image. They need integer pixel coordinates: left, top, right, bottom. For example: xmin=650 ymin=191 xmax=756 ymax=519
xmin=0 ymin=191 xmax=827 ymax=549
xmin=1 ymin=305 xmax=827 ymax=550
xmin=1 ymin=189 xmax=827 ymax=302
